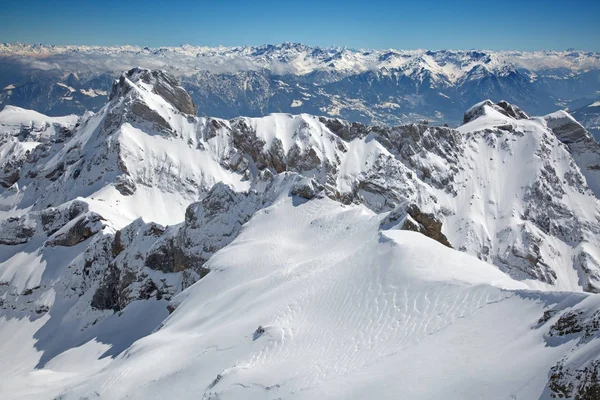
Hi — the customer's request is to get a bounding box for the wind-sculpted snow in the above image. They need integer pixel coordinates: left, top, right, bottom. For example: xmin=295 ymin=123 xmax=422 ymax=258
xmin=47 ymin=196 xmax=596 ymax=400
xmin=0 ymin=68 xmax=600 ymax=399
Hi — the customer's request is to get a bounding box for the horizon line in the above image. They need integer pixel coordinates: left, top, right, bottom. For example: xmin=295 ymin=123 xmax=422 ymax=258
xmin=1 ymin=42 xmax=597 ymax=54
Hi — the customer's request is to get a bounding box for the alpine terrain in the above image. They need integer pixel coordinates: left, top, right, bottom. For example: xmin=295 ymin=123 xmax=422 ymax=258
xmin=2 ymin=43 xmax=600 ymax=131
xmin=1 ymin=67 xmax=600 ymax=399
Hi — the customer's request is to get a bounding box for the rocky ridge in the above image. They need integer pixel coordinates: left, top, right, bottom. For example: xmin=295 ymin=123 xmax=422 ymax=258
xmin=1 ymin=68 xmax=600 ymax=399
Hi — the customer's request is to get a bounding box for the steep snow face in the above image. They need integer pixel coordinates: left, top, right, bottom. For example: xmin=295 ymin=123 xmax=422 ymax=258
xmin=0 ymin=68 xmax=249 ymax=227
xmin=38 ymin=195 xmax=600 ymax=400
xmin=450 ymin=102 xmax=600 ymax=292
xmin=1 ymin=69 xmax=600 ymax=399
xmin=309 ymin=102 xmax=600 ymax=293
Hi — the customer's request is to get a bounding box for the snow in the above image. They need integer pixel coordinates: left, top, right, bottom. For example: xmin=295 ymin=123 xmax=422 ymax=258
xmin=0 ymin=69 xmax=599 ymax=399
xmin=451 ymin=108 xmax=600 ymax=291
xmin=56 ymin=82 xmax=75 ymax=93
xmin=588 ymin=101 xmax=600 ymax=108
xmin=79 ymin=88 xmax=108 ymax=97
xmin=541 ymin=110 xmax=600 ymax=198
xmin=113 ymin=122 xmax=249 ymax=225
xmin=0 ymin=105 xmax=77 ymax=128
xmin=25 ymin=194 xmax=580 ymax=400
xmin=374 ymin=101 xmax=401 ymax=109
xmin=2 ymin=43 xmax=599 ymax=79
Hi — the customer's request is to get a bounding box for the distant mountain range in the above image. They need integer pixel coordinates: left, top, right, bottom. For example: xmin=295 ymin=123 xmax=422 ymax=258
xmin=2 ymin=43 xmax=600 ymax=136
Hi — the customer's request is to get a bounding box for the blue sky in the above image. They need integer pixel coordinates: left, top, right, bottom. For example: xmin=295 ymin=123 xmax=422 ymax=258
xmin=1 ymin=0 xmax=599 ymax=51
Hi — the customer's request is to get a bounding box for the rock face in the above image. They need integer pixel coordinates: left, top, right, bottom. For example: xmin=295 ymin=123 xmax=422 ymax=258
xmin=46 ymin=213 xmax=104 ymax=247
xmin=534 ymin=295 xmax=600 ymax=400
xmin=2 ymin=78 xmax=599 ymax=317
xmin=1 ymin=69 xmax=600 ymax=398
xmin=379 ymin=203 xmax=452 ymax=248
xmin=463 ymin=99 xmax=529 ymax=124
xmin=543 ymin=110 xmax=600 ymax=198
xmin=572 ymin=100 xmax=600 ymax=142
xmin=545 ymin=110 xmax=590 ymax=145
xmin=403 ymin=205 xmax=452 ymax=248
xmin=110 ymin=68 xmax=196 ymax=115
xmin=0 ymin=216 xmax=35 ymax=245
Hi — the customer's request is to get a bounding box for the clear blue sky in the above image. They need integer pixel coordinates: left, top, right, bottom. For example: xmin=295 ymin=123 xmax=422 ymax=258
xmin=1 ymin=0 xmax=599 ymax=51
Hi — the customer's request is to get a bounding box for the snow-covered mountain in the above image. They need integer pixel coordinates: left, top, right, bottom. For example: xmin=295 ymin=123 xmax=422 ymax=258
xmin=2 ymin=43 xmax=600 ymax=129
xmin=1 ymin=68 xmax=600 ymax=399
xmin=572 ymin=100 xmax=600 ymax=142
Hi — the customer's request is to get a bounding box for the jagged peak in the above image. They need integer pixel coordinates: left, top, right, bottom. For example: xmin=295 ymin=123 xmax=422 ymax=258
xmin=109 ymin=67 xmax=196 ymax=116
xmin=463 ymin=99 xmax=529 ymax=124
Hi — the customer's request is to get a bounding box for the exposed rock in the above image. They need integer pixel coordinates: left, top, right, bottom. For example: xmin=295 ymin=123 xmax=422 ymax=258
xmin=111 ymin=230 xmax=124 ymax=257
xmin=545 ymin=111 xmax=591 ymax=145
xmin=291 ymin=179 xmax=322 ymax=200
xmin=496 ymin=100 xmax=529 ymax=120
xmin=111 ymin=68 xmax=196 ymax=115
xmin=253 ymin=326 xmax=266 ymax=341
xmin=90 ymin=263 xmax=134 ymax=312
xmin=463 ymin=99 xmax=528 ymax=124
xmin=379 ymin=204 xmax=452 ymax=248
xmin=46 ymin=213 xmax=104 ymax=247
xmin=130 ymin=101 xmax=172 ymax=133
xmin=543 ymin=110 xmax=600 ymax=198
xmin=39 ymin=200 xmax=88 ymax=236
xmin=404 ymin=205 xmax=453 ymax=248
xmin=114 ymin=175 xmax=136 ymax=196
xmin=549 ymin=310 xmax=600 ymax=339
xmin=145 ymin=238 xmax=208 ymax=275
xmin=319 ymin=117 xmax=372 ymax=141
xmin=0 ymin=169 xmax=19 ymax=188
xmin=0 ymin=216 xmax=36 ymax=245
xmin=548 ymin=360 xmax=600 ymax=400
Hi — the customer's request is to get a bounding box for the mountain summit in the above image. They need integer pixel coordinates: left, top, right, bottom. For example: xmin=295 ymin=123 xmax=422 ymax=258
xmin=1 ymin=69 xmax=600 ymax=399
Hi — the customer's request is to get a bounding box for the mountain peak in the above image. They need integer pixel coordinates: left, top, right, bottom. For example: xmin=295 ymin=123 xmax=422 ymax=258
xmin=463 ymin=99 xmax=529 ymax=124
xmin=109 ymin=67 xmax=196 ymax=116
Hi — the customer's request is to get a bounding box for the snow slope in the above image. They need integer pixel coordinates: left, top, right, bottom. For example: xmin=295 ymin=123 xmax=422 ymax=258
xmin=0 ymin=69 xmax=600 ymax=399
xmin=32 ymin=192 xmax=600 ymax=400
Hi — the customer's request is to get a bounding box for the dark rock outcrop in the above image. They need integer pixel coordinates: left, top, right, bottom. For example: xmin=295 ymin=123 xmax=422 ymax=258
xmin=110 ymin=68 xmax=196 ymax=115
xmin=404 ymin=205 xmax=453 ymax=248
xmin=46 ymin=213 xmax=104 ymax=247
xmin=379 ymin=204 xmax=452 ymax=248
xmin=0 ymin=216 xmax=36 ymax=245
xmin=463 ymin=99 xmax=529 ymax=124
xmin=544 ymin=111 xmax=591 ymax=145
xmin=145 ymin=238 xmax=208 ymax=275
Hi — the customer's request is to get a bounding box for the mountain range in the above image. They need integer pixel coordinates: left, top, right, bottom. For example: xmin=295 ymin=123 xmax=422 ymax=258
xmin=2 ymin=43 xmax=600 ymax=141
xmin=0 ymin=67 xmax=600 ymax=399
